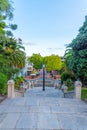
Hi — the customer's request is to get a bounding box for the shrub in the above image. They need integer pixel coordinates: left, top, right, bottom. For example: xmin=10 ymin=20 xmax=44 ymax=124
xmin=61 ymin=71 xmax=75 ymax=89
xmin=61 ymin=72 xmax=70 ymax=82
xmin=61 ymin=71 xmax=74 ymax=82
xmin=65 ymin=78 xmax=74 ymax=87
xmin=14 ymin=76 xmax=25 ymax=90
xmin=0 ymin=73 xmax=8 ymax=94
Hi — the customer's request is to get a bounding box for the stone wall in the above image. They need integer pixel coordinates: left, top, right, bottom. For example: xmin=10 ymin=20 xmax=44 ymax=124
xmin=64 ymin=91 xmax=74 ymax=98
xmin=15 ymin=90 xmax=24 ymax=97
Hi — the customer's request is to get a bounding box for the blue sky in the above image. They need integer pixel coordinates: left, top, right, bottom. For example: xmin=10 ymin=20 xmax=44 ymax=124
xmin=12 ymin=0 xmax=87 ymax=56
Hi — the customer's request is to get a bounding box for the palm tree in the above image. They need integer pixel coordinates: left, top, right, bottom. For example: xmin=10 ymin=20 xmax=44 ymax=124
xmin=3 ymin=38 xmax=26 ymax=68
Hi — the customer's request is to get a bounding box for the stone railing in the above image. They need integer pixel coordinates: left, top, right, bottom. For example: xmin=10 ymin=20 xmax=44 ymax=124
xmin=61 ymin=80 xmax=82 ymax=99
xmin=64 ymin=91 xmax=74 ymax=98
xmin=15 ymin=89 xmax=25 ymax=97
xmin=7 ymin=80 xmax=27 ymax=98
xmin=54 ymin=81 xmax=61 ymax=89
xmin=7 ymin=79 xmax=82 ymax=99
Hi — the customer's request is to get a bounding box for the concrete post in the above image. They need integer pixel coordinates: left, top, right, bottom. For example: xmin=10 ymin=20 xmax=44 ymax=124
xmin=61 ymin=82 xmax=68 ymax=93
xmin=27 ymin=81 xmax=31 ymax=89
xmin=74 ymin=80 xmax=82 ymax=99
xmin=31 ymin=81 xmax=34 ymax=88
xmin=7 ymin=79 xmax=15 ymax=98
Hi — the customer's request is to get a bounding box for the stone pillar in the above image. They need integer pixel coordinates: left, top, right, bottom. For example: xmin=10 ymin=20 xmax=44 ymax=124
xmin=7 ymin=79 xmax=15 ymax=98
xmin=61 ymin=82 xmax=68 ymax=93
xmin=74 ymin=80 xmax=82 ymax=99
xmin=55 ymin=82 xmax=61 ymax=89
xmin=27 ymin=81 xmax=31 ymax=89
xmin=31 ymin=81 xmax=34 ymax=88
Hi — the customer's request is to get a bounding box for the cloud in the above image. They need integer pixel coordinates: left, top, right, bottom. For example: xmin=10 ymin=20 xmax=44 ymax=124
xmin=23 ymin=41 xmax=37 ymax=46
xmin=47 ymin=47 xmax=63 ymax=52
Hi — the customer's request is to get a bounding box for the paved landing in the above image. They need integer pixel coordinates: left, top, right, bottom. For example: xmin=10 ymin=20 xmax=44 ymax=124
xmin=0 ymin=87 xmax=87 ymax=130
xmin=24 ymin=87 xmax=64 ymax=98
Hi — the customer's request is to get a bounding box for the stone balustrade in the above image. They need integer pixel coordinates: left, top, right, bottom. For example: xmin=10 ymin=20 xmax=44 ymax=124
xmin=7 ymin=80 xmax=27 ymax=98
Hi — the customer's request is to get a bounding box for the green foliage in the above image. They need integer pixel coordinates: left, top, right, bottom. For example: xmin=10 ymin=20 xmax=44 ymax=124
xmin=6 ymin=30 xmax=13 ymax=37
xmin=0 ymin=0 xmax=13 ymax=20
xmin=0 ymin=36 xmax=25 ymax=79
xmin=28 ymin=54 xmax=63 ymax=71
xmin=31 ymin=69 xmax=37 ymax=74
xmin=0 ymin=0 xmax=26 ymax=81
xmin=14 ymin=76 xmax=25 ymax=90
xmin=0 ymin=64 xmax=19 ymax=79
xmin=28 ymin=54 xmax=43 ymax=69
xmin=44 ymin=55 xmax=63 ymax=72
xmin=0 ymin=0 xmax=17 ymax=37
xmin=0 ymin=72 xmax=8 ymax=94
xmin=65 ymin=78 xmax=73 ymax=88
xmin=68 ymin=86 xmax=74 ymax=91
xmin=61 ymin=71 xmax=74 ymax=81
xmin=61 ymin=72 xmax=70 ymax=81
xmin=10 ymin=24 xmax=17 ymax=30
xmin=65 ymin=17 xmax=87 ymax=84
xmin=81 ymin=87 xmax=87 ymax=99
xmin=61 ymin=71 xmax=74 ymax=88
xmin=0 ymin=21 xmax=6 ymax=28
xmin=79 ymin=49 xmax=87 ymax=58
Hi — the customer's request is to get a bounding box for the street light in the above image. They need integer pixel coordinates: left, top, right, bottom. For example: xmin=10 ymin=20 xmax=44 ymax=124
xmin=42 ymin=64 xmax=45 ymax=91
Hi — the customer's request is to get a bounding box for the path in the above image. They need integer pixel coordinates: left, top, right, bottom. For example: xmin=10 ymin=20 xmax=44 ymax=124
xmin=0 ymin=87 xmax=87 ymax=130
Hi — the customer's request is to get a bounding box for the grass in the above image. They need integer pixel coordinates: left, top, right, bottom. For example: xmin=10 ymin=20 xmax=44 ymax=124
xmin=68 ymin=86 xmax=74 ymax=91
xmin=81 ymin=87 xmax=87 ymax=100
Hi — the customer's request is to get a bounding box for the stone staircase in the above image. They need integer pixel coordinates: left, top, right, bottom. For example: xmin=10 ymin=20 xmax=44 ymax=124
xmin=0 ymin=87 xmax=87 ymax=129
xmin=34 ymin=80 xmax=53 ymax=87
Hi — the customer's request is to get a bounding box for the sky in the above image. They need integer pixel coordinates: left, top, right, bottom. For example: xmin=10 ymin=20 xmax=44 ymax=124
xmin=12 ymin=0 xmax=87 ymax=56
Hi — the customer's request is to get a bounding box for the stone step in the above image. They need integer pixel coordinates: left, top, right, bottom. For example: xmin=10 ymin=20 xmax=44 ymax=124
xmin=35 ymin=83 xmax=53 ymax=87
xmin=0 ymin=87 xmax=87 ymax=130
xmin=35 ymin=80 xmax=52 ymax=84
xmin=34 ymin=80 xmax=53 ymax=87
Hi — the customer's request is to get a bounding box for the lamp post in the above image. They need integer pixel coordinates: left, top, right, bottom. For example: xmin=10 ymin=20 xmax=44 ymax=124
xmin=42 ymin=64 xmax=45 ymax=91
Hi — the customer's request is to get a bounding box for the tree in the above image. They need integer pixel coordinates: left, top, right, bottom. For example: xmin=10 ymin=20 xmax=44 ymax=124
xmin=65 ymin=16 xmax=87 ymax=84
xmin=0 ymin=0 xmax=13 ymax=19
xmin=0 ymin=0 xmax=17 ymax=36
xmin=0 ymin=72 xmax=8 ymax=94
xmin=0 ymin=0 xmax=25 ymax=79
xmin=0 ymin=0 xmax=26 ymax=94
xmin=3 ymin=38 xmax=26 ymax=68
xmin=28 ymin=54 xmax=43 ymax=69
xmin=44 ymin=55 xmax=63 ymax=72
